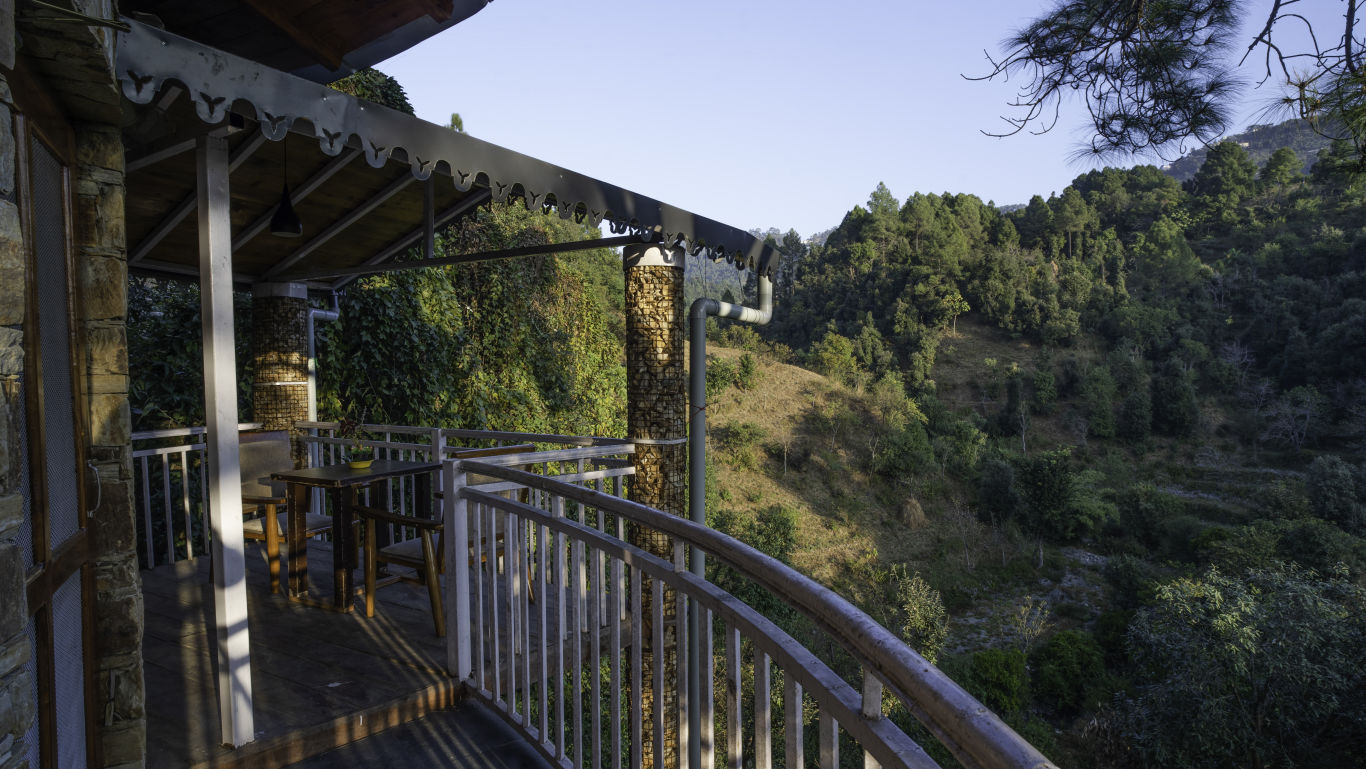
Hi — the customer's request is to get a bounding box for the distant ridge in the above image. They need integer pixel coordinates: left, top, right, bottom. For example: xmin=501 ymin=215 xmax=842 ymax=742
xmin=1162 ymin=118 xmax=1336 ymax=182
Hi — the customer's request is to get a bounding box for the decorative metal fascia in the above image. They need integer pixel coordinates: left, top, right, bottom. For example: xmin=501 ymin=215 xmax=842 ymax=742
xmin=115 ymin=18 xmax=779 ymax=277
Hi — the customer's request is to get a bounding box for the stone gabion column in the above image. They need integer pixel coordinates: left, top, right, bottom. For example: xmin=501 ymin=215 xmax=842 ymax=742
xmin=250 ymin=283 xmax=310 ymax=466
xmin=624 ymin=243 xmax=686 ymax=768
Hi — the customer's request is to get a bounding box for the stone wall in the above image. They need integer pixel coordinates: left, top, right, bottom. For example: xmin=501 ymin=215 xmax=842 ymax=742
xmin=75 ymin=121 xmax=143 ymax=769
xmin=623 ymin=252 xmax=685 ymax=768
xmin=0 ymin=61 xmax=34 ymax=769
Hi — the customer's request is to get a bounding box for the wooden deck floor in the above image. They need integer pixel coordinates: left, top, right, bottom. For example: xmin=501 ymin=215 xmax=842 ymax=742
xmin=141 ymin=539 xmax=538 ymax=769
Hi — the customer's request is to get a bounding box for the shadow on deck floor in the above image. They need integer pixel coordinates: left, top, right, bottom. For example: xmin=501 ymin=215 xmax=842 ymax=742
xmin=140 ymin=539 xmax=549 ymax=769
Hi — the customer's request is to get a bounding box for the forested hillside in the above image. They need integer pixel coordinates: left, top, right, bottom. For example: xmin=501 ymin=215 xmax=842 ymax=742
xmin=719 ymin=135 xmax=1366 ymax=767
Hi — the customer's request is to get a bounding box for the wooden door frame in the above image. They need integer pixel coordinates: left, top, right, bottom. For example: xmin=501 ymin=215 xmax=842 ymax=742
xmin=11 ymin=55 xmax=102 ymax=769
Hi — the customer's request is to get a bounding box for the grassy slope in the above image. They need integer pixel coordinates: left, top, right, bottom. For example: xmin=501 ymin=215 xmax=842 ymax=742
xmin=701 ymin=313 xmax=1286 ymax=656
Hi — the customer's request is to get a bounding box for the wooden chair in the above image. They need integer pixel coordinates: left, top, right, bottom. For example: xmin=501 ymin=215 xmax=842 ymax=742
xmin=357 ymin=443 xmax=537 ymax=636
xmin=239 ymin=430 xmax=332 ymax=593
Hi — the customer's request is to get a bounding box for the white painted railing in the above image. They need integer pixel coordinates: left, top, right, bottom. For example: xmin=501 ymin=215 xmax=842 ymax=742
xmin=445 ymin=453 xmax=1058 ymax=769
xmin=131 ymin=422 xmax=261 ymax=567
xmin=131 ymin=421 xmax=629 ymax=569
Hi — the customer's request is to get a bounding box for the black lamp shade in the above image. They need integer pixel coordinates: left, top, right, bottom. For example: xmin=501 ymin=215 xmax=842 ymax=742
xmin=270 ymin=183 xmax=302 ymax=237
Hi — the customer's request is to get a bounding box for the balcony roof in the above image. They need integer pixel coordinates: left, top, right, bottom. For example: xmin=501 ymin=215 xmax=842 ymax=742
xmin=118 ymin=18 xmax=778 ymax=290
xmin=119 ymin=0 xmax=492 ymax=83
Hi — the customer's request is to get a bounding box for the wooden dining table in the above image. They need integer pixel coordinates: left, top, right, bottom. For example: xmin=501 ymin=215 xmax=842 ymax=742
xmin=271 ymin=459 xmax=441 ymax=611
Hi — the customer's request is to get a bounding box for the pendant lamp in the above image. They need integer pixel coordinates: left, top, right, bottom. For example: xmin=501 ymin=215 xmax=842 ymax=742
xmin=270 ymin=139 xmax=302 ymax=237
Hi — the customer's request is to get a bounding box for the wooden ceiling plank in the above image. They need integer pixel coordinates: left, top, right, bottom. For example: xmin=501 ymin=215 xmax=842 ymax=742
xmin=261 ymin=171 xmax=418 ymax=279
xmin=240 ymin=0 xmax=344 ymax=70
xmin=129 ymin=129 xmax=266 ymax=264
xmin=232 ymin=148 xmax=361 ymax=252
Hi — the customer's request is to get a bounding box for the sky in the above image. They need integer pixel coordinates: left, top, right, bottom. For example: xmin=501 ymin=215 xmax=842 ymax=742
xmin=380 ymin=0 xmax=1336 ymax=239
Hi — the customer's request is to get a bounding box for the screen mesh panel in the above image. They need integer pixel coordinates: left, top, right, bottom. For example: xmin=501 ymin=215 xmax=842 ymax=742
xmin=23 ymin=619 xmax=38 ymax=769
xmin=53 ymin=576 xmax=87 ymax=769
xmin=31 ymin=139 xmax=81 ymax=550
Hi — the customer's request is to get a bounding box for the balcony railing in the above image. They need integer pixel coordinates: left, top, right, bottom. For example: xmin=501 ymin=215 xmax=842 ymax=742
xmin=131 ymin=421 xmax=1055 ymax=768
xmin=446 ymin=453 xmax=1055 ymax=769
xmin=130 ymin=421 xmax=629 ymax=569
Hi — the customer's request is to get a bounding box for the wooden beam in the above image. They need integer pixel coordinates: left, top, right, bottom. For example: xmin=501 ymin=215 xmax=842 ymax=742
xmin=290 ymin=233 xmax=648 ymax=282
xmin=330 ymin=188 xmax=490 ymax=289
xmin=130 ymin=129 xmax=265 ymax=264
xmin=126 ymin=137 xmax=195 ymax=174
xmin=241 ymin=0 xmax=345 ymax=70
xmin=196 ymin=133 xmax=255 ymax=748
xmin=232 ymin=148 xmax=361 ymax=252
xmin=261 ymin=171 xmax=417 ymax=279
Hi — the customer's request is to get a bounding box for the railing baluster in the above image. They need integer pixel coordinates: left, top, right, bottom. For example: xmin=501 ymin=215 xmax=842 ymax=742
xmin=538 ymin=519 xmax=549 ymax=746
xmin=675 ymin=540 xmax=689 ymax=769
xmin=862 ymin=671 xmax=882 ymax=769
xmin=178 ymin=449 xmax=193 ymax=558
xmin=610 ymin=525 xmax=623 ymax=769
xmin=161 ymin=456 xmax=174 ymax=566
xmin=596 ymin=478 xmax=608 ymax=626
xmin=198 ymin=447 xmax=208 ymax=548
xmin=726 ymin=625 xmax=742 ymax=769
xmin=652 ymin=578 xmax=665 ymax=769
xmin=554 ymin=495 xmax=567 ymax=764
xmin=507 ymin=509 xmax=519 ymax=719
xmin=473 ymin=500 xmax=486 ymax=694
xmin=573 ymin=534 xmax=585 ymax=769
xmin=701 ymin=606 xmax=714 ymax=769
xmin=755 ymin=652 xmax=771 ymax=769
xmin=139 ymin=456 xmax=153 ymax=566
xmin=630 ymin=562 xmax=643 ymax=769
xmin=589 ymin=539 xmax=601 ymax=769
xmin=490 ymin=502 xmax=501 ymax=704
xmin=820 ymin=711 xmax=838 ymax=769
xmin=521 ymin=514 xmax=532 ymax=731
xmin=785 ymin=676 xmax=803 ymax=769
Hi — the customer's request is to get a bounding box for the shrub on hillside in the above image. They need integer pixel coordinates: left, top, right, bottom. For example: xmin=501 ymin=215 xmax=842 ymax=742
xmin=873 ymin=422 xmax=935 ymax=478
xmin=896 ymin=569 xmax=949 ymax=664
xmin=1030 ymin=630 xmax=1108 ymax=717
xmin=705 ymin=355 xmax=737 ymax=399
xmin=1117 ymin=482 xmax=1183 ymax=548
xmin=735 ymin=352 xmax=761 ymax=391
xmin=946 ymin=649 xmax=1028 ymax=714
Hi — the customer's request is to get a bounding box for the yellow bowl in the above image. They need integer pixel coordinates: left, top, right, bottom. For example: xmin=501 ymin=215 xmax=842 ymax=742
xmin=347 ymin=459 xmax=373 ymax=470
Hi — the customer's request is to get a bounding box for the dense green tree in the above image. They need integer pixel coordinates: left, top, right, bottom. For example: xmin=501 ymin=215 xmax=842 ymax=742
xmin=1121 ymin=566 xmax=1366 ymax=769
xmin=1259 ymin=147 xmax=1303 ymax=187
xmin=317 ymin=201 xmax=626 ymax=436
xmin=1030 ymin=630 xmax=1107 ymax=717
xmin=1307 ymin=455 xmax=1366 ymax=536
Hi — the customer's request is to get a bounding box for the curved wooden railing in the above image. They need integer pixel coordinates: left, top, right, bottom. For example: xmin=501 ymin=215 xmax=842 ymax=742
xmin=445 ymin=453 xmax=1058 ymax=769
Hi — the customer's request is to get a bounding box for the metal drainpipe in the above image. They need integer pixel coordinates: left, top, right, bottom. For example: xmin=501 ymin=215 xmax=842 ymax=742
xmin=306 ymin=293 xmax=340 ymax=423
xmin=306 ymin=294 xmax=340 ymax=493
xmin=687 ymin=274 xmax=773 ymax=769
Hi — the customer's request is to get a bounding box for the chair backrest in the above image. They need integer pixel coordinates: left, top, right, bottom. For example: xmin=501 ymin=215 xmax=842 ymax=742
xmin=239 ymin=430 xmax=292 ymax=500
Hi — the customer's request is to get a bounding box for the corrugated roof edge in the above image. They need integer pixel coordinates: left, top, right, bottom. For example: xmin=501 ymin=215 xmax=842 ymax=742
xmin=116 ymin=18 xmax=779 ymax=277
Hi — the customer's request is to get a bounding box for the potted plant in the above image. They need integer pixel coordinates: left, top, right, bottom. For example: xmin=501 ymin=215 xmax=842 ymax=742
xmin=338 ymin=416 xmax=373 ymax=469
